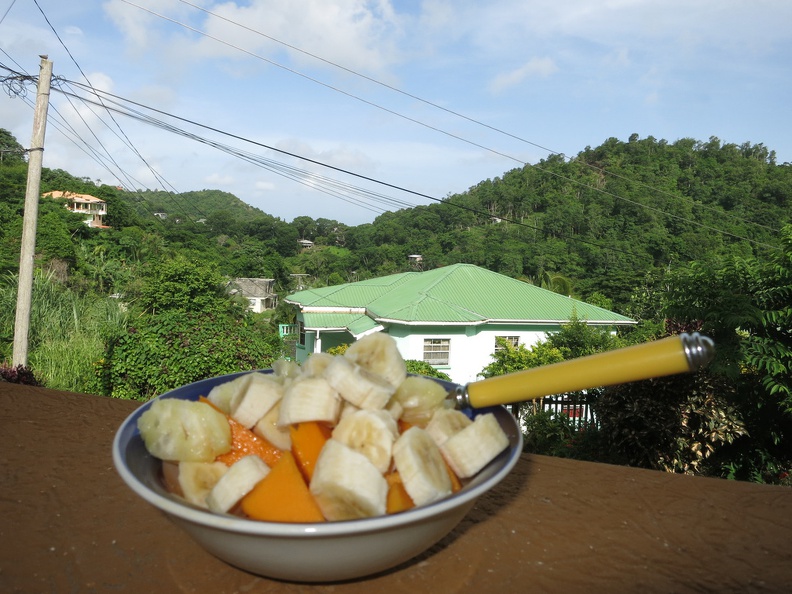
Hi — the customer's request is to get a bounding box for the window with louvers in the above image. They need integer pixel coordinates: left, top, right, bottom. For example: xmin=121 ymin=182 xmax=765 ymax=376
xmin=423 ymin=338 xmax=450 ymax=365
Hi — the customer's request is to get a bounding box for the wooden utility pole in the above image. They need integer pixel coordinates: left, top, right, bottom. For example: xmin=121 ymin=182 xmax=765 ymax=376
xmin=12 ymin=56 xmax=53 ymax=368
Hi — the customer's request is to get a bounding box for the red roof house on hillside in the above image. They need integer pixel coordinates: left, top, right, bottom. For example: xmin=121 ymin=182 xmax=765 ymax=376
xmin=45 ymin=191 xmax=109 ymax=228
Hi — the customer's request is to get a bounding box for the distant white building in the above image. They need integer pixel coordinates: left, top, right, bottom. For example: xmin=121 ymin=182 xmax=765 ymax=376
xmin=228 ymin=278 xmax=278 ymax=313
xmin=45 ymin=191 xmax=109 ymax=228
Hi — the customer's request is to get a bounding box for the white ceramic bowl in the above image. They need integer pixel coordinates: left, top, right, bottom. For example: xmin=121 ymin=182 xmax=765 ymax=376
xmin=113 ymin=371 xmax=523 ymax=582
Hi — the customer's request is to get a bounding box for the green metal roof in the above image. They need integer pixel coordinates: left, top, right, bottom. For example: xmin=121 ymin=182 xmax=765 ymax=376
xmin=286 ymin=263 xmax=634 ymax=330
xmin=302 ymin=312 xmax=381 ymax=337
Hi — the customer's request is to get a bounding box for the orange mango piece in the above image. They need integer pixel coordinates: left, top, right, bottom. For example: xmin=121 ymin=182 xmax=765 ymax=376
xmin=397 ymin=418 xmax=413 ymax=434
xmin=385 ymin=471 xmax=415 ymax=514
xmin=290 ymin=421 xmax=332 ymax=483
xmin=240 ymin=451 xmax=326 ymax=523
xmin=216 ymin=414 xmax=283 ymax=468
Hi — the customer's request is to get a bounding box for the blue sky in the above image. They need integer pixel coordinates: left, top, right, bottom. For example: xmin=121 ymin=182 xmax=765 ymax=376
xmin=1 ymin=0 xmax=790 ymax=225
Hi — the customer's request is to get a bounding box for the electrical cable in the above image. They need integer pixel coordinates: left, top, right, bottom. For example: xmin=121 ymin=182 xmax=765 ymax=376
xmin=31 ymin=0 xmax=208 ymax=226
xmin=169 ymin=0 xmax=782 ymax=235
xmin=62 ymin=77 xmax=781 ymax=253
xmin=1 ymin=58 xmax=782 ymax=257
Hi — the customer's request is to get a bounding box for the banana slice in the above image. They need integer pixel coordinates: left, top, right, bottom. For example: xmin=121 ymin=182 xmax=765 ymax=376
xmin=278 ymin=376 xmax=341 ymax=426
xmin=344 ymin=332 xmax=407 ymax=390
xmin=384 ymin=398 xmax=404 ymax=422
xmin=426 ymin=408 xmax=473 ymax=447
xmin=309 ymin=439 xmax=388 ymax=521
xmin=229 ymin=372 xmax=283 ymax=428
xmin=177 ymin=461 xmax=229 ymax=508
xmin=392 ymin=426 xmax=452 ymax=506
xmin=206 ymin=374 xmax=253 ymax=414
xmin=324 ymin=355 xmax=395 ymax=410
xmin=391 ymin=375 xmax=450 ymax=427
xmin=253 ymin=400 xmax=291 ymax=451
xmin=301 ymin=352 xmax=335 ymax=378
xmin=138 ymin=398 xmax=232 ymax=462
xmin=332 ymin=409 xmax=399 ymax=474
xmin=338 ymin=400 xmax=361 ymax=421
xmin=440 ymin=413 xmax=510 ymax=479
xmin=272 ymin=358 xmax=301 ymax=380
xmin=206 ymin=455 xmax=270 ymax=514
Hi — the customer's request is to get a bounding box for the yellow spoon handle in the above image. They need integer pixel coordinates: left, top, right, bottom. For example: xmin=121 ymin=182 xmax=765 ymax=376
xmin=456 ymin=333 xmax=714 ymax=410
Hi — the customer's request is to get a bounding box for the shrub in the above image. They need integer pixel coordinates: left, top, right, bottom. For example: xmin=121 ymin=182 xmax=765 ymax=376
xmin=100 ymin=310 xmax=285 ymax=400
xmin=592 ymin=371 xmax=747 ymax=473
xmin=405 ymin=360 xmax=451 ymax=381
xmin=520 ymin=408 xmax=576 ymax=457
xmin=0 ymin=363 xmax=41 ymax=386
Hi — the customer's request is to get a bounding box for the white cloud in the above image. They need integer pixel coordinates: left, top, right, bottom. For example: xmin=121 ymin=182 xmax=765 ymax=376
xmin=255 ymin=180 xmax=276 ymax=191
xmin=106 ymin=0 xmax=406 ymax=77
xmin=489 ymin=57 xmax=558 ymax=94
xmin=205 ymin=172 xmax=234 ymax=186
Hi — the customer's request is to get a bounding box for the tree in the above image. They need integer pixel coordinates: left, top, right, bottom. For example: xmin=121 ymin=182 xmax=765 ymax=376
xmin=137 ymin=256 xmax=237 ymax=315
xmin=100 ymin=309 xmax=284 ymax=400
xmin=100 ymin=255 xmax=285 ymax=399
xmin=606 ymin=230 xmax=792 ymax=482
xmin=0 ymin=128 xmax=26 ymax=167
xmin=480 ymin=338 xmax=565 ymax=379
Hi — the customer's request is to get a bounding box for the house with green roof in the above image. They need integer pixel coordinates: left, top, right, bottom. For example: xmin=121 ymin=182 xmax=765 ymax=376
xmin=284 ymin=263 xmax=635 ymax=385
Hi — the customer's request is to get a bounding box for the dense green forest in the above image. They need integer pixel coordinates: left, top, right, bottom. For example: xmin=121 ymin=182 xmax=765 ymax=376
xmin=1 ymin=128 xmax=790 ymax=484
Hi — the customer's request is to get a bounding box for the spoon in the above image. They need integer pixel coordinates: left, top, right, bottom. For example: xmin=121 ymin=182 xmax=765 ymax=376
xmin=450 ymin=332 xmax=714 ymax=409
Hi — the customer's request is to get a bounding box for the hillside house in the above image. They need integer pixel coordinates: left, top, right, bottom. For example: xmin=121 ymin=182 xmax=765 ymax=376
xmin=227 ymin=278 xmax=278 ymax=313
xmin=45 ymin=191 xmax=109 ymax=228
xmin=284 ymin=263 xmax=635 ymax=385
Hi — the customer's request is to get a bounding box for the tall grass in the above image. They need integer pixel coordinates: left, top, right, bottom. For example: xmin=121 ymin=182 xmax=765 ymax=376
xmin=0 ymin=271 xmax=128 ymax=393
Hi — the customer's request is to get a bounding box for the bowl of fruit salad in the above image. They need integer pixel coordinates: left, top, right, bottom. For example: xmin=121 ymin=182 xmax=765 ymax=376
xmin=113 ymin=334 xmax=523 ymax=582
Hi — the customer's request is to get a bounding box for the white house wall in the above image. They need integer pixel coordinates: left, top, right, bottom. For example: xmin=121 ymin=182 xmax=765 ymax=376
xmin=389 ymin=325 xmax=557 ymax=386
xmin=294 ymin=318 xmax=566 ymax=386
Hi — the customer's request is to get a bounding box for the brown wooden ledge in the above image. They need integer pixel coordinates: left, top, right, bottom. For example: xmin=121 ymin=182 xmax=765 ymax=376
xmin=1 ymin=383 xmax=790 ymax=592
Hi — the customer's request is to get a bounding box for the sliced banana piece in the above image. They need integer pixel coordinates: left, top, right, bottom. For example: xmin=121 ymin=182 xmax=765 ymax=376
xmin=324 ymin=355 xmax=395 ymax=410
xmin=384 ymin=398 xmax=404 ymax=422
xmin=301 ymin=352 xmax=335 ymax=378
xmin=138 ymin=398 xmax=231 ymax=462
xmin=332 ymin=409 xmax=399 ymax=474
xmin=426 ymin=408 xmax=473 ymax=447
xmin=278 ymin=376 xmax=341 ymax=426
xmin=309 ymin=439 xmax=388 ymax=521
xmin=440 ymin=412 xmax=510 ymax=479
xmin=229 ymin=372 xmax=283 ymax=428
xmin=272 ymin=358 xmax=301 ymax=381
xmin=206 ymin=455 xmax=270 ymax=514
xmin=177 ymin=461 xmax=229 ymax=508
xmin=391 ymin=375 xmax=450 ymax=427
xmin=253 ymin=400 xmax=291 ymax=451
xmin=338 ymin=399 xmax=361 ymax=421
xmin=392 ymin=426 xmax=452 ymax=507
xmin=344 ymin=332 xmax=407 ymax=389
xmin=206 ymin=373 xmax=253 ymax=414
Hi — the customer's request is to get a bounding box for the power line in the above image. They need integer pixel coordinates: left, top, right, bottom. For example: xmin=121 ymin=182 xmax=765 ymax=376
xmin=45 ymin=71 xmax=783 ymax=255
xmin=3 ymin=61 xmax=781 ymax=255
xmin=118 ymin=1 xmax=782 ymax=248
xmin=0 ymin=0 xmax=17 ymax=26
xmin=30 ymin=0 xmax=211 ymax=226
xmin=169 ymin=0 xmax=782 ymax=235
xmin=50 ymin=80 xmax=668 ymax=258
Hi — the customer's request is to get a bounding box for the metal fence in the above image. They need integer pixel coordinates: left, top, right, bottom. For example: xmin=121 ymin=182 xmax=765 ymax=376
xmin=524 ymin=393 xmax=598 ymax=429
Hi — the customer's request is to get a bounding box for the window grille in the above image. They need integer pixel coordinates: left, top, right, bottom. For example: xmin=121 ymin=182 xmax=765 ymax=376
xmin=495 ymin=336 xmax=520 ymax=352
xmin=423 ymin=338 xmax=450 ymax=365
